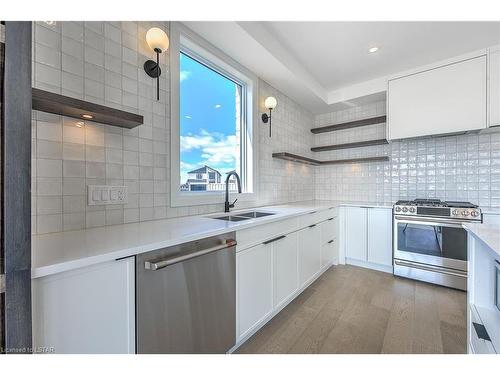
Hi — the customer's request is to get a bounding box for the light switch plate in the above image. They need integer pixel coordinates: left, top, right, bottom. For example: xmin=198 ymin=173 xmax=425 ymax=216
xmin=88 ymin=185 xmax=128 ymax=206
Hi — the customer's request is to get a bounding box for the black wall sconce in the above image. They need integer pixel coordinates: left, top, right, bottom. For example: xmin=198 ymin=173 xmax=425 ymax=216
xmin=261 ymin=96 xmax=277 ymax=137
xmin=144 ymin=27 xmax=169 ymax=101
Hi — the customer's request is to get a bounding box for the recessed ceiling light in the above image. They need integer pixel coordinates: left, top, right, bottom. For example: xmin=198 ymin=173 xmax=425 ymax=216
xmin=81 ymin=114 xmax=94 ymax=119
xmin=368 ymin=47 xmax=379 ymax=53
xmin=214 ymin=104 xmax=221 ymax=109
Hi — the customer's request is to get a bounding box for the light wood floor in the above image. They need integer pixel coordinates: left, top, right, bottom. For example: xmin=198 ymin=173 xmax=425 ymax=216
xmin=236 ymin=265 xmax=467 ymax=354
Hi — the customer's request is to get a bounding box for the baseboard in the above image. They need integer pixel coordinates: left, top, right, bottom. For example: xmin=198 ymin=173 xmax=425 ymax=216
xmin=345 ymin=258 xmax=393 ymax=274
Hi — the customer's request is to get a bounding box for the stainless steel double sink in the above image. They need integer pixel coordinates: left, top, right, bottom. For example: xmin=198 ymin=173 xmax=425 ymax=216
xmin=210 ymin=211 xmax=275 ymax=222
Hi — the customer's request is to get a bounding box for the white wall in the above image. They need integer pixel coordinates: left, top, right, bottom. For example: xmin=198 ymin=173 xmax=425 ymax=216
xmin=31 ymin=21 xmax=315 ymax=234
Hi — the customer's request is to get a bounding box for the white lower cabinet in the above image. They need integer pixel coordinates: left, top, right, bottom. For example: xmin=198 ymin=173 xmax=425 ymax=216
xmin=236 ymin=243 xmax=273 ymax=340
xmin=235 ymin=210 xmax=336 ymax=345
xmin=345 ymin=207 xmax=368 ymax=261
xmin=273 ymin=233 xmax=299 ymax=309
xmin=32 ymin=257 xmax=135 ymax=354
xmin=320 ymin=217 xmax=338 ymax=268
xmin=298 ymin=224 xmax=322 ymax=287
xmin=344 ymin=206 xmax=393 ymax=272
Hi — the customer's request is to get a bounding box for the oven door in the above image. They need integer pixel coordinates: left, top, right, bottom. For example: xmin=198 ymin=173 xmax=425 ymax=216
xmin=393 ymin=215 xmax=467 ymax=271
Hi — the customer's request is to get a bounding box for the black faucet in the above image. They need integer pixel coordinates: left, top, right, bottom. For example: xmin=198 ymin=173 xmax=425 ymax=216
xmin=224 ymin=171 xmax=242 ymax=212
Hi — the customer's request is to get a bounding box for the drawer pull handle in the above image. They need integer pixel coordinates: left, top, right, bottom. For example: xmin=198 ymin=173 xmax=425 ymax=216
xmin=328 ymin=240 xmax=334 ymax=244
xmin=263 ymin=235 xmax=286 ymax=245
xmin=308 ymin=224 xmax=316 ymax=228
xmin=328 ymin=217 xmax=334 ymax=221
xmin=472 ymin=322 xmax=491 ymax=341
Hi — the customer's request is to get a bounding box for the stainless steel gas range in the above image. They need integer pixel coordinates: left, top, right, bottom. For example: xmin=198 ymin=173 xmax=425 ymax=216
xmin=393 ymin=199 xmax=482 ymax=291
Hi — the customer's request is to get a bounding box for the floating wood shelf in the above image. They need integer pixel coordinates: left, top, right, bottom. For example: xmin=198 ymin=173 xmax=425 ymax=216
xmin=321 ymin=156 xmax=390 ymax=165
xmin=311 ymin=115 xmax=386 ymax=134
xmin=32 ymin=88 xmax=143 ymax=129
xmin=271 ymin=152 xmax=321 ymax=165
xmin=272 ymin=152 xmax=389 ymax=166
xmin=311 ymin=138 xmax=388 ymax=152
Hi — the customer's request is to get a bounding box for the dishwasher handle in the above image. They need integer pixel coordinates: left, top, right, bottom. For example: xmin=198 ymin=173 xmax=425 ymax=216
xmin=145 ymin=239 xmax=237 ymax=271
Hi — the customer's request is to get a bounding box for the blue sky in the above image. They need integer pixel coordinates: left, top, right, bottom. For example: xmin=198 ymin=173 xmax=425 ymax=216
xmin=180 ymin=52 xmax=240 ymax=185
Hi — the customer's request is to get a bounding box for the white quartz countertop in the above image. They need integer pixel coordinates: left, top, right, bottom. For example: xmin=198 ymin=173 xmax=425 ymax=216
xmin=31 ymin=200 xmax=393 ymax=278
xmin=463 ymin=222 xmax=500 ymax=258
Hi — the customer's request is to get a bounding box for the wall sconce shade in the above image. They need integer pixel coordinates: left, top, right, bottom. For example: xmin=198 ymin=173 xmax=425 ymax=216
xmin=264 ymin=96 xmax=277 ymax=110
xmin=146 ymin=27 xmax=169 ymax=53
xmin=262 ymin=96 xmax=277 ymax=137
xmin=144 ymin=27 xmax=169 ymax=101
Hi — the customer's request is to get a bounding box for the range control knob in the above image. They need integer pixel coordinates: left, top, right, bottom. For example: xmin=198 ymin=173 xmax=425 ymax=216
xmin=402 ymin=207 xmax=408 ymax=213
xmin=452 ymin=209 xmax=459 ymax=216
xmin=409 ymin=207 xmax=416 ymax=213
xmin=471 ymin=210 xmax=479 ymax=217
xmin=462 ymin=210 xmax=470 ymax=216
xmin=395 ymin=206 xmax=401 ymax=212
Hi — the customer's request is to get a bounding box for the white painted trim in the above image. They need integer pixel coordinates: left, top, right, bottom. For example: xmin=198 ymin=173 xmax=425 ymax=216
xmin=170 ymin=22 xmax=259 ymax=207
xmin=345 ymin=258 xmax=393 ymax=274
xmin=327 ymin=77 xmax=387 ymax=104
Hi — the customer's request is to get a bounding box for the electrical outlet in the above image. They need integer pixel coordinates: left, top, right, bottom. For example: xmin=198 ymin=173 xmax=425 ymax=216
xmin=88 ymin=185 xmax=128 ymax=206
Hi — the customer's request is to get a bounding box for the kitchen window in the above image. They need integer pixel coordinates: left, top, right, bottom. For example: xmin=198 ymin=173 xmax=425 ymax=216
xmin=170 ymin=24 xmax=257 ymax=207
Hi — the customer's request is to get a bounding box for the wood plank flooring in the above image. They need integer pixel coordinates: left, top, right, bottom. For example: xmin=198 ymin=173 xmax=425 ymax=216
xmin=236 ymin=265 xmax=466 ymax=354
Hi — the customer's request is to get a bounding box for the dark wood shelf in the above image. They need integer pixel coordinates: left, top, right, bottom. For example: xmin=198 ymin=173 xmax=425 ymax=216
xmin=311 ymin=115 xmax=386 ymax=134
xmin=311 ymin=138 xmax=388 ymax=152
xmin=321 ymin=156 xmax=390 ymax=165
xmin=271 ymin=152 xmax=321 ymax=165
xmin=272 ymin=152 xmax=389 ymax=166
xmin=32 ymin=88 xmax=143 ymax=129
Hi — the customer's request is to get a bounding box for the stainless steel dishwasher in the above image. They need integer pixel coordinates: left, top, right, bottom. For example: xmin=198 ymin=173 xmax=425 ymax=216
xmin=136 ymin=232 xmax=236 ymax=354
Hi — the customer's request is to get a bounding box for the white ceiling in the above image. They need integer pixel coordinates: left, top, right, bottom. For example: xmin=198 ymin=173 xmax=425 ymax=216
xmin=263 ymin=22 xmax=500 ymax=92
xmin=183 ymin=21 xmax=500 ymax=113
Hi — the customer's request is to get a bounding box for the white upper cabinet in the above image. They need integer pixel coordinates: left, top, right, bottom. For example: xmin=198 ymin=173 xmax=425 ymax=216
xmin=489 ymin=48 xmax=500 ymax=127
xmin=387 ymin=55 xmax=488 ymax=140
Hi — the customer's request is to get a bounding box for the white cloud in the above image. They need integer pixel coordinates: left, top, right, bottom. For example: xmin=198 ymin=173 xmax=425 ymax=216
xmin=180 ymin=70 xmax=192 ymax=82
xmin=180 ymin=130 xmax=239 ymax=174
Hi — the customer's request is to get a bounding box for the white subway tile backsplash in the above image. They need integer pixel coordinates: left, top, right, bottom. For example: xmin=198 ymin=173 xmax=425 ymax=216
xmin=37 ymin=159 xmax=62 ymax=177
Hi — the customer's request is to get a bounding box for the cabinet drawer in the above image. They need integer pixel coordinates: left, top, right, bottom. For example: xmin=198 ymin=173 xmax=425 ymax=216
xmin=469 ymin=305 xmax=497 ymax=354
xmin=320 ymin=219 xmax=336 ymax=245
xmin=298 ymin=207 xmax=336 ymax=228
xmin=236 ymin=217 xmax=299 ymax=251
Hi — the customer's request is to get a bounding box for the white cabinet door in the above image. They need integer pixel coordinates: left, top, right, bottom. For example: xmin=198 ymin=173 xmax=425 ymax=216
xmin=490 ymin=49 xmax=500 ymax=127
xmin=320 ymin=219 xmax=336 ymax=268
xmin=321 ymin=241 xmax=336 ymax=269
xmin=298 ymin=225 xmax=321 ymax=287
xmin=367 ymin=208 xmax=393 ymax=266
xmin=388 ymin=55 xmax=487 ymax=140
xmin=273 ymin=233 xmax=299 ymax=309
xmin=237 ymin=243 xmax=273 ymax=340
xmin=32 ymin=257 xmax=135 ymax=353
xmin=345 ymin=207 xmax=368 ymax=261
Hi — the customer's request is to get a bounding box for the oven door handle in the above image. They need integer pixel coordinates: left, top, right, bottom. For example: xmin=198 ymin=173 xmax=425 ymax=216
xmin=394 ymin=259 xmax=467 ymax=278
xmin=394 ymin=216 xmax=464 ymax=228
